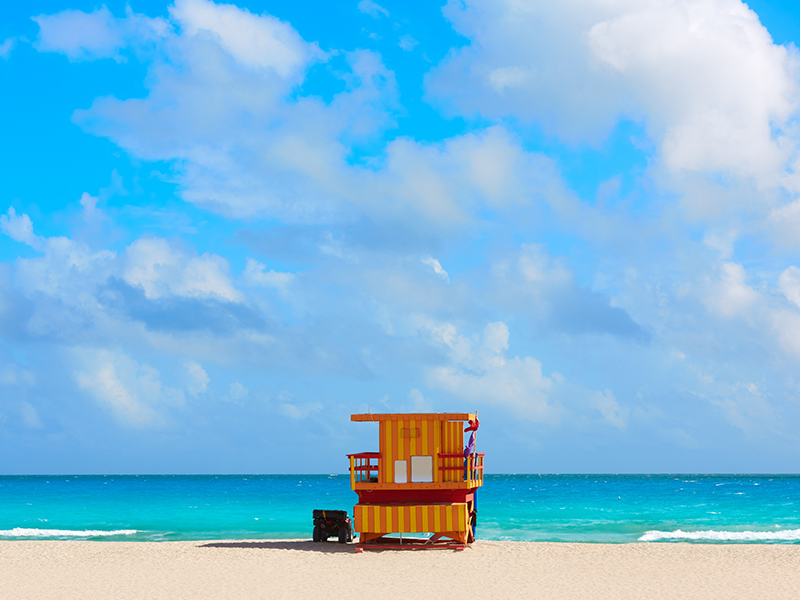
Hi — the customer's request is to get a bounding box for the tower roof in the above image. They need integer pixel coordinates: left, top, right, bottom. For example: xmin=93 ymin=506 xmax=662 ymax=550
xmin=351 ymin=412 xmax=476 ymax=422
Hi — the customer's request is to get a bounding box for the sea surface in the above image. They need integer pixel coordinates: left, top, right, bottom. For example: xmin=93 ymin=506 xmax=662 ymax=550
xmin=1 ymin=474 xmax=799 ymax=543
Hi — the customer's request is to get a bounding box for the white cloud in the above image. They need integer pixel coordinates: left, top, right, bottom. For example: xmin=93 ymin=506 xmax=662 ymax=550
xmin=0 ymin=364 xmax=35 ymax=387
xmin=626 ymin=256 xmax=800 ymax=366
xmin=399 ymin=35 xmax=418 ymax=52
xmin=587 ymin=0 xmax=799 ymax=181
xmin=33 ymin=6 xmax=169 ymax=61
xmin=34 ymin=7 xmax=123 ymax=60
xmin=169 ymin=0 xmax=323 ymax=77
xmin=422 ymin=257 xmax=449 ymax=282
xmin=763 ymin=270 xmax=800 ymax=359
xmin=124 ymin=237 xmax=241 ymax=301
xmin=488 ymin=244 xmax=647 ymax=339
xmin=487 ymin=66 xmax=529 ymax=93
xmin=517 ymin=245 xmax=571 ymax=286
xmin=406 ymin=388 xmax=433 ymax=412
xmin=79 ymin=192 xmax=101 ymax=224
xmin=356 ymin=126 xmax=546 ymax=226
xmin=51 ymin=2 xmax=562 ymax=227
xmin=704 ymin=262 xmax=758 ymax=318
xmin=0 ymin=37 xmax=19 ymax=59
xmin=428 ymin=0 xmax=800 ymax=184
xmin=279 ymin=402 xmax=324 ymax=419
xmin=222 ymin=380 xmax=248 ymax=403
xmin=590 ymin=389 xmax=629 ymax=430
xmin=2 ymin=207 xmax=243 ymax=315
xmin=19 ymin=402 xmax=44 ymax=429
xmin=276 ymin=391 xmax=322 ymax=419
xmin=771 ymin=309 xmax=800 ymax=359
xmin=73 ymin=42 xmax=397 ymax=220
xmin=708 ymin=381 xmax=776 ymax=434
xmin=0 ymin=197 xmax=371 ymax=392
xmin=768 ymin=200 xmax=800 ymax=248
xmin=1 ymin=207 xmax=41 ymax=249
xmin=75 ymin=349 xmax=184 ymax=427
xmin=419 ymin=317 xmax=639 ymax=427
xmin=242 ymin=258 xmax=294 ymax=289
xmin=427 ymin=1 xmax=629 ymax=141
xmin=703 ymin=229 xmax=738 ymax=259
xmin=358 ymin=0 xmax=389 ymax=19
xmin=8 ymin=220 xmax=116 ymax=305
xmin=779 ymin=266 xmax=800 ymax=309
xmin=617 ymin=244 xmax=800 ymax=375
xmin=185 ymin=361 xmax=209 ymax=396
xmin=424 ymin=320 xmax=559 ymax=422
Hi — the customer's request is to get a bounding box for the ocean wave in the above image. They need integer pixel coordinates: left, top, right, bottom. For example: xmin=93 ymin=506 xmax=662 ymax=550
xmin=0 ymin=528 xmax=139 ymax=538
xmin=639 ymin=528 xmax=800 ymax=542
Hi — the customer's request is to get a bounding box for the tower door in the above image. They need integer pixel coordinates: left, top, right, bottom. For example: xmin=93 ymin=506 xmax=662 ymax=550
xmin=439 ymin=421 xmax=464 ymax=483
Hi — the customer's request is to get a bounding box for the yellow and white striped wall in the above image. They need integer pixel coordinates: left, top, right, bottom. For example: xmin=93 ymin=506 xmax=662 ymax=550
xmin=379 ymin=418 xmax=464 ymax=484
xmin=354 ymin=503 xmax=468 ymax=534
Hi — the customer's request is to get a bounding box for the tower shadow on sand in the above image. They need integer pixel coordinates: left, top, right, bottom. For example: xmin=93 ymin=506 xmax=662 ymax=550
xmin=199 ymin=540 xmax=355 ymax=553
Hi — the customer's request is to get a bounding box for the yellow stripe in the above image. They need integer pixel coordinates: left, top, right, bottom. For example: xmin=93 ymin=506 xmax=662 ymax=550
xmin=357 ymin=504 xmax=471 ymax=534
xmin=421 ymin=419 xmax=428 ymax=454
xmin=386 ymin=419 xmax=392 ymax=483
xmin=442 ymin=424 xmax=447 ymax=482
xmin=401 ymin=421 xmax=411 ymax=462
xmin=400 ymin=420 xmax=405 ymax=459
xmin=410 ymin=419 xmax=416 ymax=456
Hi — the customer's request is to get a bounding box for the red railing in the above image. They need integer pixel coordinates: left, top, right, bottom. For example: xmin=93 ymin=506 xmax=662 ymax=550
xmin=438 ymin=452 xmax=485 ymax=486
xmin=349 ymin=451 xmax=485 ymax=487
xmin=471 ymin=453 xmax=485 ymax=487
xmin=348 ymin=452 xmax=380 ymax=487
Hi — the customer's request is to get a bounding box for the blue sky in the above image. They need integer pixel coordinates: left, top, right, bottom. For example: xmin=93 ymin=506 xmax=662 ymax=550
xmin=3 ymin=0 xmax=800 ymax=474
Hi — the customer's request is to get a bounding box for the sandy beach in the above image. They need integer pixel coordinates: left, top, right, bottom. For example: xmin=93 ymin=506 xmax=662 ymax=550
xmin=2 ymin=540 xmax=799 ymax=600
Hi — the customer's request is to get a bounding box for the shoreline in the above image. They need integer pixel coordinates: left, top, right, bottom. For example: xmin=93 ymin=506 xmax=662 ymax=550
xmin=3 ymin=539 xmax=800 ymax=599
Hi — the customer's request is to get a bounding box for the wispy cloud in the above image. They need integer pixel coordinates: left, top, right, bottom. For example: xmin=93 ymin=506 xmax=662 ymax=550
xmin=358 ymin=0 xmax=389 ymax=19
xmin=0 ymin=36 xmax=20 ymax=59
xmin=422 ymin=256 xmax=449 ymax=282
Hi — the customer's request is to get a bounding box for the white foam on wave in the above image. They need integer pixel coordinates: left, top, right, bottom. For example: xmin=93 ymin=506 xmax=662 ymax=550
xmin=640 ymin=529 xmax=800 ymax=542
xmin=0 ymin=528 xmax=138 ymax=538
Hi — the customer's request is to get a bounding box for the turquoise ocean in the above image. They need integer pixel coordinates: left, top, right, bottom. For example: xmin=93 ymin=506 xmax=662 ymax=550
xmin=2 ymin=475 xmax=799 ymax=543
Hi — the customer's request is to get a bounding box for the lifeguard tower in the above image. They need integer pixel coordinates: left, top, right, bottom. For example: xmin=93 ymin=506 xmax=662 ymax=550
xmin=347 ymin=412 xmax=484 ymax=551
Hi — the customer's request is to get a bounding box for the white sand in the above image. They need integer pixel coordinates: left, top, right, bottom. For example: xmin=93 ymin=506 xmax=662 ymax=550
xmin=2 ymin=539 xmax=799 ymax=600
